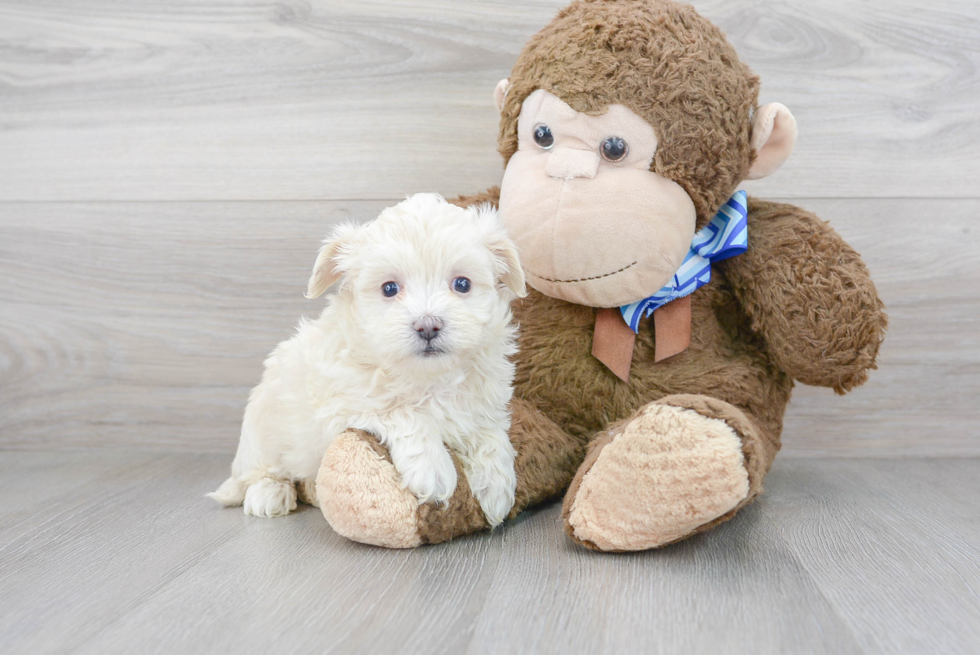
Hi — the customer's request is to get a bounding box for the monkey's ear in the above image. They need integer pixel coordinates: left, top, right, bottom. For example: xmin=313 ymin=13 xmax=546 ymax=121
xmin=494 ymin=79 xmax=511 ymax=114
xmin=746 ymin=103 xmax=798 ymax=180
xmin=305 ymin=223 xmax=360 ymax=299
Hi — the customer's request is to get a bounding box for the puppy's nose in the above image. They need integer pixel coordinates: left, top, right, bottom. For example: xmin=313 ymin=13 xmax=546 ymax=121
xmin=413 ymin=316 xmax=444 ymax=342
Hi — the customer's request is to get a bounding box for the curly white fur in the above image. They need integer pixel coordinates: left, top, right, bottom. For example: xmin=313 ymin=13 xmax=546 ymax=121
xmin=209 ymin=193 xmax=525 ymax=526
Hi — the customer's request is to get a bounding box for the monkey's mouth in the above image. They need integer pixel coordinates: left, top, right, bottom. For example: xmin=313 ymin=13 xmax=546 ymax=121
xmin=524 ymin=260 xmax=638 ymax=284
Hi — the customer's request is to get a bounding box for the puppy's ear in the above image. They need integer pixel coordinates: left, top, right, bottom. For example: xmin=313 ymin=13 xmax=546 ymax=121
xmin=492 ymin=236 xmax=526 ymax=298
xmin=305 ymin=223 xmax=360 ymax=299
xmin=477 ymin=205 xmax=526 ymax=298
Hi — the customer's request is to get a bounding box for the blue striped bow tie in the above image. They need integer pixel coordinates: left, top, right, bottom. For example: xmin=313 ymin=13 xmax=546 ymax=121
xmin=620 ymin=190 xmax=748 ymax=332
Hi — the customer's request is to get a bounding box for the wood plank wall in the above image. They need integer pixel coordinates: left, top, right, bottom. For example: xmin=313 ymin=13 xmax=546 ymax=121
xmin=1 ymin=0 xmax=978 ymax=455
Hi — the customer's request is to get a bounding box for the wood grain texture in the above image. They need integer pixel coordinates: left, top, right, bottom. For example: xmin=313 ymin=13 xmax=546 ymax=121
xmin=762 ymin=459 xmax=980 ymax=653
xmin=1 ymin=452 xmax=978 ymax=653
xmin=1 ymin=198 xmax=976 ymax=455
xmin=466 ymin=501 xmax=862 ymax=655
xmin=783 ymin=198 xmax=980 ymax=456
xmin=1 ymin=0 xmax=975 ymax=649
xmin=0 ymin=453 xmax=249 ymax=652
xmin=0 ymin=200 xmax=389 ymax=451
xmin=0 ymin=450 xmax=160 ymax=544
xmin=1 ymin=0 xmax=978 ymax=201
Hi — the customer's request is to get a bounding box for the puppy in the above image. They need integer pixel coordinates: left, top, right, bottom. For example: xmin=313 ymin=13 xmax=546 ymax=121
xmin=209 ymin=193 xmax=526 ymax=526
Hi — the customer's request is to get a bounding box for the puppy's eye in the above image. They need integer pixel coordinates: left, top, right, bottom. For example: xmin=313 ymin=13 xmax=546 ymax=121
xmin=600 ymin=136 xmax=628 ymax=162
xmin=533 ymin=124 xmax=554 ymax=149
xmin=382 ymin=281 xmax=400 ymax=297
xmin=452 ymin=277 xmax=471 ymax=294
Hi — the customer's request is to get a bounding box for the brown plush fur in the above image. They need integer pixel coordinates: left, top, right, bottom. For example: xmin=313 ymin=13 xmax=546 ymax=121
xmin=326 ymin=396 xmax=589 ymax=546
xmin=317 ymin=430 xmax=423 ymax=549
xmin=442 ymin=186 xmax=885 ymax=545
xmin=416 ymin=397 xmax=587 ymax=544
xmin=499 ymin=0 xmax=760 ymax=227
xmin=721 ymin=199 xmax=887 ymax=393
xmin=562 ymin=402 xmax=749 ymax=551
xmin=318 ymin=0 xmax=886 ymax=550
xmin=563 ymin=394 xmax=764 ymax=550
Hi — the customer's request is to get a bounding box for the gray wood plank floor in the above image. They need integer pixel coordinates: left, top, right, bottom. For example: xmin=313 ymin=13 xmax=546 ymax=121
xmin=1 ymin=0 xmax=978 ymax=201
xmin=2 ymin=198 xmax=978 ymax=455
xmin=2 ymin=1 xmax=979 ymax=652
xmin=0 ymin=452 xmax=977 ymax=654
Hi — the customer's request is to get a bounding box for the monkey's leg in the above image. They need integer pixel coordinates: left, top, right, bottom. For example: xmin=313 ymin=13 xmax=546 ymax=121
xmin=316 ymin=398 xmax=587 ymax=547
xmin=561 ymin=394 xmax=779 ymax=551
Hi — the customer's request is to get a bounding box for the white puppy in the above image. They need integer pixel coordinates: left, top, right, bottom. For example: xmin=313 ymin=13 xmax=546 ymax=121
xmin=209 ymin=193 xmax=526 ymax=526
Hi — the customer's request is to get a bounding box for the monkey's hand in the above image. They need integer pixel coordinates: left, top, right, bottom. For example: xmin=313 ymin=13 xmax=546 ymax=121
xmin=317 ymin=399 xmax=586 ymax=547
xmin=717 ymin=197 xmax=887 ymax=394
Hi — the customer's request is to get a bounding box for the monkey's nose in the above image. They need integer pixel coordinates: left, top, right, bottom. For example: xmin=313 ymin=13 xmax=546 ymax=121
xmin=413 ymin=316 xmax=444 ymax=341
xmin=546 ymin=147 xmax=600 ymax=180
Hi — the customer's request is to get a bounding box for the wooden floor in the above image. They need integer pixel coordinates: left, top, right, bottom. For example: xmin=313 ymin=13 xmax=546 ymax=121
xmin=2 ymin=0 xmax=979 ymax=457
xmin=0 ymin=452 xmax=977 ymax=654
xmin=3 ymin=1 xmax=980 ymax=653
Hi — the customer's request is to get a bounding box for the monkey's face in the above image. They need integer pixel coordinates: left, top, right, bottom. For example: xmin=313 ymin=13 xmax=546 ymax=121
xmin=498 ymin=90 xmax=697 ymax=308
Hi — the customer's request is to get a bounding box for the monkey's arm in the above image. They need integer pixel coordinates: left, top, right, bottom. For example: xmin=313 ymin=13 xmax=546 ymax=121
xmin=717 ymin=197 xmax=887 ymax=394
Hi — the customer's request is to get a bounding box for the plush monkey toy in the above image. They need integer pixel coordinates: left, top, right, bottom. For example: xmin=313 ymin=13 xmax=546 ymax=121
xmin=311 ymin=0 xmax=887 ymax=551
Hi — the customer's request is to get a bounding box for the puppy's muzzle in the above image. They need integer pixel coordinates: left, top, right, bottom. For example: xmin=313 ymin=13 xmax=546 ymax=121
xmin=413 ymin=316 xmax=444 ymax=343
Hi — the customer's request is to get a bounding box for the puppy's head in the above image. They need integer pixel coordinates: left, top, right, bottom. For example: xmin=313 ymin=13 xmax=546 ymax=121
xmin=306 ymin=193 xmax=526 ymax=370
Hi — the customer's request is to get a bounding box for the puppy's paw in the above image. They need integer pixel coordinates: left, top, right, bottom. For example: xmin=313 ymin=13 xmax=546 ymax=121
xmin=473 ymin=476 xmax=516 ymax=527
xmin=243 ymin=477 xmax=297 ymax=518
xmin=459 ymin=430 xmax=517 ymax=527
xmin=390 ymin=440 xmax=458 ymax=507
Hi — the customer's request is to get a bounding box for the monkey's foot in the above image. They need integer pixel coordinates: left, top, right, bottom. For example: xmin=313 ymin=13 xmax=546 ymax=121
xmin=317 ymin=430 xmax=423 ymax=548
xmin=317 ymin=430 xmax=489 ymax=548
xmin=562 ymin=402 xmax=751 ymax=551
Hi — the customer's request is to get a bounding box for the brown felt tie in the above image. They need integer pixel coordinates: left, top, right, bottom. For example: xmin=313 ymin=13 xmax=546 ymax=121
xmin=653 ymin=295 xmax=691 ymax=363
xmin=592 ymin=296 xmax=692 ymax=382
xmin=592 ymin=308 xmax=636 ymax=383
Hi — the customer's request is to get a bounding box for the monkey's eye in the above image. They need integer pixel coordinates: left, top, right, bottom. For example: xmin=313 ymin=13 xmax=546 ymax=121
xmin=452 ymin=277 xmax=471 ymax=293
xmin=600 ymin=136 xmax=628 ymax=162
xmin=382 ymin=281 xmax=400 ymax=297
xmin=533 ymin=124 xmax=555 ymax=149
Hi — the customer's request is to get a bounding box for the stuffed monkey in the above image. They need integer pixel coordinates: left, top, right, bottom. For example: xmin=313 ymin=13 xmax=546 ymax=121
xmin=311 ymin=0 xmax=887 ymax=551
